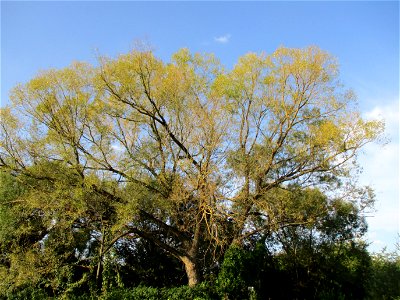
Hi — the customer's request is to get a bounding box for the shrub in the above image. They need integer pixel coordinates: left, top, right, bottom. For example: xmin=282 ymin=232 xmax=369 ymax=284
xmin=101 ymin=283 xmax=217 ymax=300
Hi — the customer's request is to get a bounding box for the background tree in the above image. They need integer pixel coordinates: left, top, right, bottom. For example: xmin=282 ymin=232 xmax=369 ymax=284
xmin=367 ymin=244 xmax=400 ymax=300
xmin=216 ymin=186 xmax=373 ymax=300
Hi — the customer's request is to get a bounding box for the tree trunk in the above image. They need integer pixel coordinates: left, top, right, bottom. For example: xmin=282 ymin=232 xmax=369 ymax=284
xmin=181 ymin=256 xmax=200 ymax=287
xmin=96 ymin=223 xmax=105 ymax=289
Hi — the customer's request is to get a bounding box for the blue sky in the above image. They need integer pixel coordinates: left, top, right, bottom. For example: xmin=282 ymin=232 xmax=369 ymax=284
xmin=1 ymin=1 xmax=399 ymax=252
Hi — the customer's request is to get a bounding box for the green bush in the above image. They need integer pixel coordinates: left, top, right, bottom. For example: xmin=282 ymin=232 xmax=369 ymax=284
xmin=3 ymin=286 xmax=50 ymax=300
xmin=216 ymin=245 xmax=262 ymax=300
xmin=101 ymin=286 xmax=159 ymax=300
xmin=161 ymin=283 xmax=217 ymax=300
xmin=101 ymin=283 xmax=217 ymax=300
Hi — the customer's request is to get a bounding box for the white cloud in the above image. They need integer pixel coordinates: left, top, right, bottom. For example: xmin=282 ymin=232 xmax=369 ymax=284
xmin=367 ymin=229 xmax=399 ymax=253
xmin=359 ymin=101 xmax=399 ymax=251
xmin=367 ymin=231 xmax=385 ymax=248
xmin=214 ymin=34 xmax=231 ymax=44
xmin=363 ymin=103 xmax=399 ymax=139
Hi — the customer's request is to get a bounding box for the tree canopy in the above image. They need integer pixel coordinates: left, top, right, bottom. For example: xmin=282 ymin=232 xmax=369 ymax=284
xmin=0 ymin=45 xmax=386 ymax=297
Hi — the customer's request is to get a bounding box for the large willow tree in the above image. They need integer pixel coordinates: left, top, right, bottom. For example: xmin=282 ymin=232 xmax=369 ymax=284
xmin=0 ymin=46 xmax=383 ymax=286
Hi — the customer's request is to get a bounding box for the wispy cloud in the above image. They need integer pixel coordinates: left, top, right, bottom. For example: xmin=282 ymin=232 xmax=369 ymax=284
xmin=214 ymin=34 xmax=231 ymax=44
xmin=359 ymin=100 xmax=400 ymax=252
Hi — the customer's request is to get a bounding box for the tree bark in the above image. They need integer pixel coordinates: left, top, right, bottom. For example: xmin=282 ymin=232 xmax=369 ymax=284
xmin=180 ymin=256 xmax=200 ymax=287
xmin=96 ymin=223 xmax=106 ymax=289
